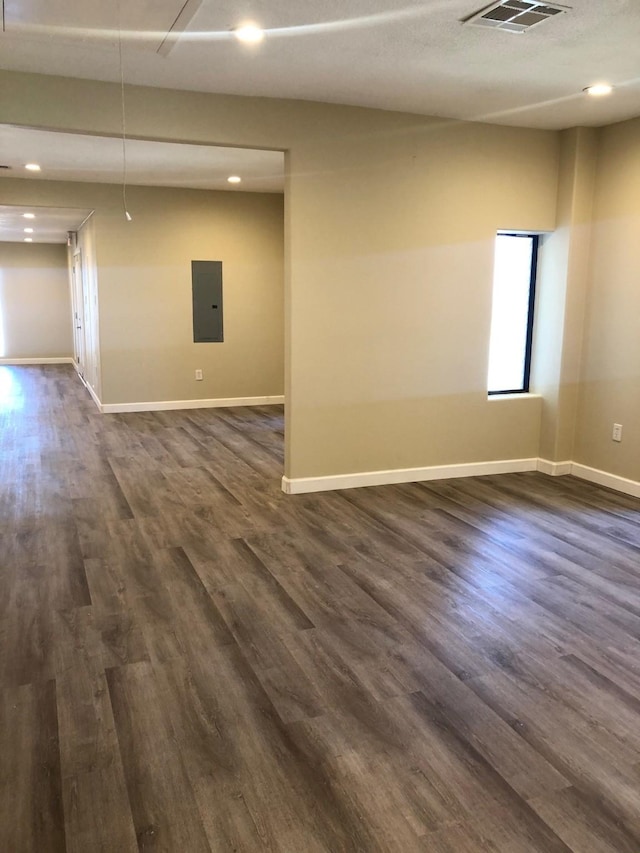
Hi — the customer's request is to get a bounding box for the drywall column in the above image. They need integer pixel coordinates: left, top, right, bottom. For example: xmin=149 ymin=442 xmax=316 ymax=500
xmin=531 ymin=127 xmax=598 ymax=466
xmin=572 ymin=117 xmax=640 ymax=485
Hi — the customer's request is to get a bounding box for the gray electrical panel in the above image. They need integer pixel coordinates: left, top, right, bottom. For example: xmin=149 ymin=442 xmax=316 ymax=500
xmin=192 ymin=260 xmax=223 ymax=343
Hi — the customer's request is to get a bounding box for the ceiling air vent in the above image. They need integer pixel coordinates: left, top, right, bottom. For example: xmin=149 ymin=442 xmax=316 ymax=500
xmin=464 ymin=1 xmax=570 ymax=33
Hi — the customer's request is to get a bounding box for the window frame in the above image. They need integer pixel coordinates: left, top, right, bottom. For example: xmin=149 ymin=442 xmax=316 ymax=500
xmin=487 ymin=232 xmax=539 ymax=396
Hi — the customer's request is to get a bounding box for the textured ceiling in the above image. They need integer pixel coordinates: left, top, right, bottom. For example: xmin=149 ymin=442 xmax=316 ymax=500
xmin=0 ymin=0 xmax=638 ymax=129
xmin=0 ymin=127 xmax=285 ymax=193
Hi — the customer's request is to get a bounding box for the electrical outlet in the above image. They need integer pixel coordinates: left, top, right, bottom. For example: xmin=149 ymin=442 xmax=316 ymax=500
xmin=612 ymin=423 xmax=622 ymax=442
xmin=195 ymin=369 xmax=203 ymax=381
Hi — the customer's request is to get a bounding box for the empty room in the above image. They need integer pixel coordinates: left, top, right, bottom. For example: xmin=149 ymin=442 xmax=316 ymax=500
xmin=0 ymin=1 xmax=639 ymax=851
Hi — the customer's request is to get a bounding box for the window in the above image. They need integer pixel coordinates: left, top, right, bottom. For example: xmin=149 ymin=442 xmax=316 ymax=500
xmin=487 ymin=233 xmax=538 ymax=394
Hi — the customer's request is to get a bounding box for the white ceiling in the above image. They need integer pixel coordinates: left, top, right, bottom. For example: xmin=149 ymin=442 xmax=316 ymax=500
xmin=0 ymin=205 xmax=93 ymax=244
xmin=0 ymin=0 xmax=639 ymax=129
xmin=0 ymin=126 xmax=285 ymax=193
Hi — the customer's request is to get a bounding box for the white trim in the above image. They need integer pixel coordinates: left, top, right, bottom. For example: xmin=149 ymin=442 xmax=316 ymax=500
xmin=537 ymin=458 xmax=573 ymax=476
xmin=487 ymin=393 xmax=543 ymax=401
xmin=101 ymin=395 xmax=285 ymax=414
xmin=85 ymin=382 xmax=103 ymax=412
xmin=282 ymin=457 xmax=539 ymax=495
xmin=282 ymin=456 xmax=640 ymax=498
xmin=0 ymin=357 xmax=74 ymax=365
xmin=570 ymin=463 xmax=640 ymax=499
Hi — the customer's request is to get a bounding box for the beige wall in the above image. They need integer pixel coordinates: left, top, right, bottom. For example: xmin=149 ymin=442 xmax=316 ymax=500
xmin=96 ymin=184 xmax=284 ymax=405
xmin=574 ymin=117 xmax=640 ymax=481
xmin=287 ymin=122 xmax=557 ymax=475
xmin=0 ymin=178 xmax=284 ymax=406
xmin=1 ymin=71 xmax=562 ymax=479
xmin=0 ymin=241 xmax=72 ymax=359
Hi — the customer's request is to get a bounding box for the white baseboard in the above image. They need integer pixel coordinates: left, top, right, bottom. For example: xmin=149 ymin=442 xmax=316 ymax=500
xmin=0 ymin=357 xmax=74 ymax=365
xmin=85 ymin=382 xmax=103 ymax=412
xmin=282 ymin=457 xmax=539 ymax=495
xmin=100 ymin=395 xmax=285 ymax=414
xmin=537 ymin=458 xmax=573 ymax=476
xmin=282 ymin=456 xmax=640 ymax=498
xmin=571 ymin=463 xmax=640 ymax=499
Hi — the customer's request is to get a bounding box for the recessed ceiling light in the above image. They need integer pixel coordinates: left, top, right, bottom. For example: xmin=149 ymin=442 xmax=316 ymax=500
xmin=25 ymin=163 xmax=41 ymax=171
xmin=584 ymin=83 xmax=613 ymax=97
xmin=24 ymin=237 xmax=33 ymax=242
xmin=227 ymin=175 xmax=242 ymax=184
xmin=234 ymin=24 xmax=265 ymax=44
xmin=23 ymin=213 xmax=35 ymax=219
xmin=24 ymin=227 xmax=34 ymax=233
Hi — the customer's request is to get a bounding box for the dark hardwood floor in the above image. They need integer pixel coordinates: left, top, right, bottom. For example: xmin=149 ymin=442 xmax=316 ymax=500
xmin=2 ymin=364 xmax=640 ymax=852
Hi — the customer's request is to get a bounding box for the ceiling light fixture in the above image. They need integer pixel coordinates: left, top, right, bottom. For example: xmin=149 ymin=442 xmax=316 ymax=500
xmin=584 ymin=83 xmax=613 ymax=97
xmin=24 ymin=227 xmax=34 ymax=233
xmin=25 ymin=163 xmax=41 ymax=171
xmin=234 ymin=24 xmax=265 ymax=44
xmin=24 ymin=238 xmax=33 ymax=242
xmin=23 ymin=213 xmax=35 ymax=219
xmin=227 ymin=175 xmax=242 ymax=184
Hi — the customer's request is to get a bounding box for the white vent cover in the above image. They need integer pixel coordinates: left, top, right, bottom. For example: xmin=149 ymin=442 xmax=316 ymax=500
xmin=464 ymin=1 xmax=570 ymax=33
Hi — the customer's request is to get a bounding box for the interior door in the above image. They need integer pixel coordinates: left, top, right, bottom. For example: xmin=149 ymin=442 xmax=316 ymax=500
xmin=72 ymin=250 xmax=87 ymax=381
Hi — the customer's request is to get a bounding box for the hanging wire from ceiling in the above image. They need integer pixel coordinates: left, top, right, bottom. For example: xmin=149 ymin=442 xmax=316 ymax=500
xmin=117 ymin=4 xmax=132 ymax=221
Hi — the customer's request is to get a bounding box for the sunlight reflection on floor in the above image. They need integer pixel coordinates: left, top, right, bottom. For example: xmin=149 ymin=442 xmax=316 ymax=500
xmin=0 ymin=366 xmax=25 ymax=412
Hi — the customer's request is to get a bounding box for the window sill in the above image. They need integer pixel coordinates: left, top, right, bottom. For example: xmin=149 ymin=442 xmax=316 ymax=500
xmin=488 ymin=393 xmax=542 ymax=401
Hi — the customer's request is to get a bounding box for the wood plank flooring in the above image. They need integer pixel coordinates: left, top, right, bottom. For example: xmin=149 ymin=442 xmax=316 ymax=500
xmin=2 ymin=364 xmax=640 ymax=852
